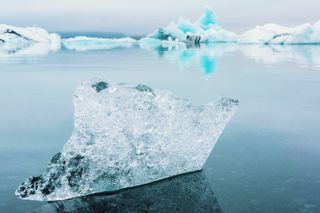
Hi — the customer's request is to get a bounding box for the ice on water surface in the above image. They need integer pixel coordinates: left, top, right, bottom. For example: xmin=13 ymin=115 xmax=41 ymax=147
xmin=0 ymin=24 xmax=60 ymax=52
xmin=33 ymin=171 xmax=222 ymax=213
xmin=63 ymin=36 xmax=137 ymax=51
xmin=142 ymin=7 xmax=320 ymax=46
xmin=16 ymin=80 xmax=238 ymax=201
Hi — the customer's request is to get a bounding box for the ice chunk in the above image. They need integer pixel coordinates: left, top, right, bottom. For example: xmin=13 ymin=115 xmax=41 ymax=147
xmin=144 ymin=7 xmax=237 ymax=45
xmin=143 ymin=7 xmax=320 ymax=45
xmin=63 ymin=36 xmax=137 ymax=51
xmin=32 ymin=171 xmax=222 ymax=213
xmin=16 ymin=80 xmax=238 ymax=201
xmin=238 ymin=22 xmax=320 ymax=44
xmin=0 ymin=24 xmax=60 ymax=52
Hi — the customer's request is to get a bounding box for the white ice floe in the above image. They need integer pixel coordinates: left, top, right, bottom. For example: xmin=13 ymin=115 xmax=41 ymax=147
xmin=143 ymin=7 xmax=320 ymax=46
xmin=16 ymin=80 xmax=238 ymax=201
xmin=63 ymin=36 xmax=137 ymax=51
xmin=238 ymin=22 xmax=320 ymax=44
xmin=1 ymin=7 xmax=320 ymax=55
xmin=0 ymin=24 xmax=61 ymax=52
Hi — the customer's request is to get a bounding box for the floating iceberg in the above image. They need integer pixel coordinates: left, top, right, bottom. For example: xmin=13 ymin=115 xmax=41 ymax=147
xmin=16 ymin=80 xmax=238 ymax=201
xmin=142 ymin=7 xmax=320 ymax=46
xmin=63 ymin=36 xmax=137 ymax=51
xmin=142 ymin=6 xmax=237 ymax=46
xmin=238 ymin=22 xmax=320 ymax=44
xmin=0 ymin=24 xmax=60 ymax=53
xmin=33 ymin=171 xmax=222 ymax=213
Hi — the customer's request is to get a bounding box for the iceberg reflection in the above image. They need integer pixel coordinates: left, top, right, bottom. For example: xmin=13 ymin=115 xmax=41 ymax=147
xmin=238 ymin=45 xmax=320 ymax=66
xmin=0 ymin=42 xmax=60 ymax=63
xmin=142 ymin=43 xmax=320 ymax=73
xmin=140 ymin=43 xmax=237 ymax=76
xmin=33 ymin=171 xmax=222 ymax=213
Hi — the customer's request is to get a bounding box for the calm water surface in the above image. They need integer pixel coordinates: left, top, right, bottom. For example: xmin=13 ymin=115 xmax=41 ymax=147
xmin=0 ymin=43 xmax=319 ymax=212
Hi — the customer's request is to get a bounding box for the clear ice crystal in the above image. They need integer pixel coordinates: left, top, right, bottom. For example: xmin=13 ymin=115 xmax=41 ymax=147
xmin=16 ymin=80 xmax=238 ymax=201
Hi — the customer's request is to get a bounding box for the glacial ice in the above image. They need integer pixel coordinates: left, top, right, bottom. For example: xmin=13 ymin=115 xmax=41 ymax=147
xmin=238 ymin=22 xmax=320 ymax=44
xmin=32 ymin=171 xmax=222 ymax=213
xmin=2 ymin=7 xmax=320 ymax=54
xmin=142 ymin=7 xmax=320 ymax=46
xmin=0 ymin=24 xmax=60 ymax=53
xmin=144 ymin=6 xmax=237 ymax=45
xmin=16 ymin=80 xmax=238 ymax=201
xmin=63 ymin=36 xmax=137 ymax=51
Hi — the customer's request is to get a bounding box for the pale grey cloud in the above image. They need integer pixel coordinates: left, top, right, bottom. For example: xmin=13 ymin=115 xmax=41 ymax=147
xmin=0 ymin=0 xmax=319 ymax=34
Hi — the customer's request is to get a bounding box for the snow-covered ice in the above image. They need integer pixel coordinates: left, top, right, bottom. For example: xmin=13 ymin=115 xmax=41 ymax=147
xmin=63 ymin=36 xmax=137 ymax=51
xmin=16 ymin=80 xmax=238 ymax=201
xmin=0 ymin=24 xmax=60 ymax=53
xmin=238 ymin=22 xmax=320 ymax=44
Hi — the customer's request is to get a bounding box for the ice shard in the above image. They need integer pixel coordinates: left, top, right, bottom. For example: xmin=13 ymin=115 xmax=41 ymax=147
xmin=16 ymin=80 xmax=238 ymax=201
xmin=32 ymin=171 xmax=222 ymax=213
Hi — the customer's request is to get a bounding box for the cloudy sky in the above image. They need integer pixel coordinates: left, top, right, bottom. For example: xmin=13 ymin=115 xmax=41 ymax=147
xmin=0 ymin=0 xmax=319 ymax=35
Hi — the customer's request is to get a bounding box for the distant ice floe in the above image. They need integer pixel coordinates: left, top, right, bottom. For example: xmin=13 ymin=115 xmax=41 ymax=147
xmin=0 ymin=24 xmax=60 ymax=59
xmin=143 ymin=7 xmax=237 ymax=45
xmin=63 ymin=36 xmax=137 ymax=51
xmin=143 ymin=7 xmax=320 ymax=45
xmin=238 ymin=22 xmax=320 ymax=44
xmin=1 ymin=7 xmax=320 ymax=63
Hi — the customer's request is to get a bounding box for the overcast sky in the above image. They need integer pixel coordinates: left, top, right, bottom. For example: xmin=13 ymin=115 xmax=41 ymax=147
xmin=1 ymin=0 xmax=319 ymax=35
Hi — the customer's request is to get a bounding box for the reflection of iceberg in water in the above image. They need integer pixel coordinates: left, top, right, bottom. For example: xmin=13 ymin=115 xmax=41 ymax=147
xmin=140 ymin=43 xmax=237 ymax=75
xmin=141 ymin=42 xmax=320 ymax=72
xmin=33 ymin=171 xmax=222 ymax=213
xmin=0 ymin=42 xmax=60 ymax=62
xmin=238 ymin=45 xmax=320 ymax=67
xmin=201 ymin=55 xmax=216 ymax=75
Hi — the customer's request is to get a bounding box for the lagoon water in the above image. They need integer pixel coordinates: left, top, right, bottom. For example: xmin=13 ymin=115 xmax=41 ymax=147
xmin=0 ymin=42 xmax=320 ymax=212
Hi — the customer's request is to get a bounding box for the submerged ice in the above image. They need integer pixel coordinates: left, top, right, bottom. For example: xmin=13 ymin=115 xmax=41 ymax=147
xmin=16 ymin=80 xmax=238 ymax=201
